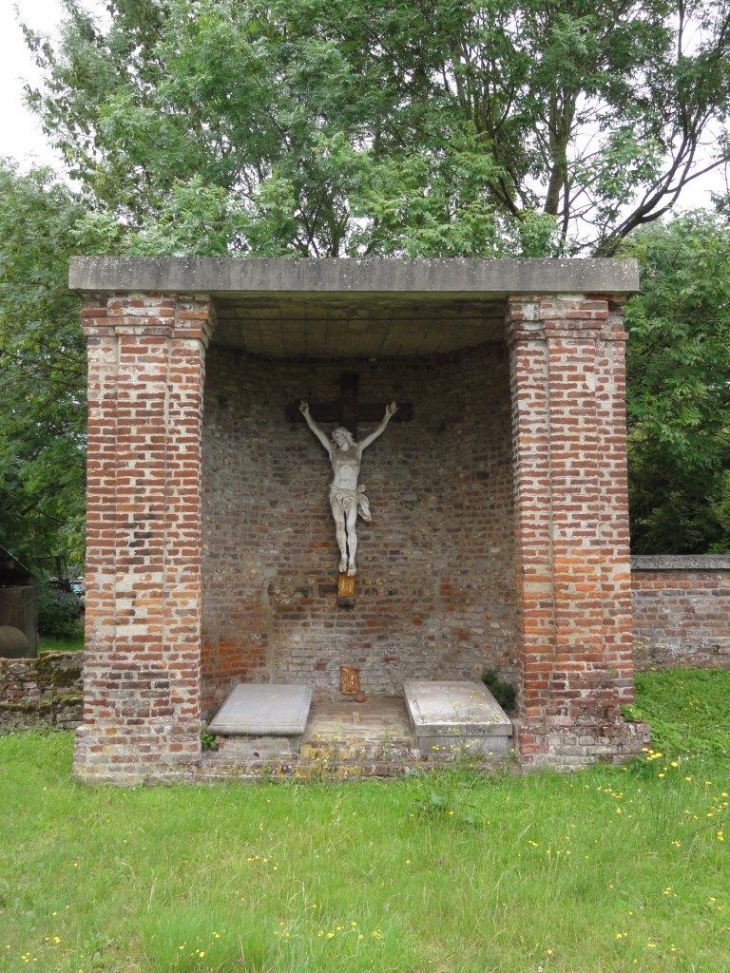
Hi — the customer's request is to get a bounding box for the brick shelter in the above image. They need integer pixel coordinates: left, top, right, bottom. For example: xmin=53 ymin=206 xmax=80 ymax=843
xmin=70 ymin=257 xmax=648 ymax=782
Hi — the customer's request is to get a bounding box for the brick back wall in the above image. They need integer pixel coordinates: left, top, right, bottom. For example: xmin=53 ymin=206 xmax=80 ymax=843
xmin=632 ymin=557 xmax=730 ymax=668
xmin=201 ymin=342 xmax=516 ymax=715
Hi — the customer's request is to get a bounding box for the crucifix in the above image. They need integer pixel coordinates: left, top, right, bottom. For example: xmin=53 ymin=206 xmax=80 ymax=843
xmin=286 ymin=372 xmax=412 ymax=437
xmin=289 ymin=373 xmax=412 ymax=606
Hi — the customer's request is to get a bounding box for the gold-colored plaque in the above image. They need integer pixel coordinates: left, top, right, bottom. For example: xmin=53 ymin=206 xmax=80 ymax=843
xmin=340 ymin=665 xmax=361 ymax=696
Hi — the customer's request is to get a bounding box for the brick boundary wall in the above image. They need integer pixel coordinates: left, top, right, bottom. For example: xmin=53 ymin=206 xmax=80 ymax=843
xmin=632 ymin=556 xmax=730 ymax=669
xmin=0 ymin=652 xmax=84 ymax=732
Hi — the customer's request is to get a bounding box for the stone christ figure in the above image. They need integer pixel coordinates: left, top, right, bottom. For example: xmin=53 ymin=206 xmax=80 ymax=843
xmin=299 ymin=400 xmax=398 ymax=576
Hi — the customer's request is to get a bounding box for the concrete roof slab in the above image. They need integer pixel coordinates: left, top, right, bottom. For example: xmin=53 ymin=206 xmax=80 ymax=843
xmin=69 ymin=256 xmax=640 ymax=297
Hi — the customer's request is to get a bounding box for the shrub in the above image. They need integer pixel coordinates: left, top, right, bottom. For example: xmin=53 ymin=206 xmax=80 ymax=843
xmin=37 ymin=584 xmax=83 ymax=641
xmin=481 ymin=669 xmax=517 ymax=713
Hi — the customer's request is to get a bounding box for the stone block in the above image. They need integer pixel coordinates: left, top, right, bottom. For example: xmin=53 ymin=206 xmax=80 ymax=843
xmin=208 ymin=683 xmax=313 ymax=735
xmin=403 ymin=679 xmax=513 ymax=756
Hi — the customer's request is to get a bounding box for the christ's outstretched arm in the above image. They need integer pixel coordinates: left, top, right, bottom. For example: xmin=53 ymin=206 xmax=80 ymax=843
xmin=299 ymin=401 xmax=332 ymax=457
xmin=358 ymin=402 xmax=398 ymax=453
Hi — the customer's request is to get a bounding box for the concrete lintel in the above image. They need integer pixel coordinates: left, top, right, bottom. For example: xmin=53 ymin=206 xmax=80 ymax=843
xmin=69 ymin=256 xmax=640 ymax=298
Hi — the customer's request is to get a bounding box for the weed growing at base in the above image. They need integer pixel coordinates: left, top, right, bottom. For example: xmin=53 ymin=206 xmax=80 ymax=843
xmin=1 ymin=670 xmax=728 ymax=973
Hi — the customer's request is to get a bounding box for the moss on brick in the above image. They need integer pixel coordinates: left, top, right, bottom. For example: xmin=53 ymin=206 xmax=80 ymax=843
xmin=0 ymin=652 xmax=83 ymax=731
xmin=0 ymin=698 xmax=53 ymax=714
xmin=35 ymin=651 xmax=83 ymax=689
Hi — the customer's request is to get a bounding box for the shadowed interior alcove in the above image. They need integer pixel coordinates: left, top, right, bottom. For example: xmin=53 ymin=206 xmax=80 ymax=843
xmin=200 ymin=296 xmax=516 ymax=717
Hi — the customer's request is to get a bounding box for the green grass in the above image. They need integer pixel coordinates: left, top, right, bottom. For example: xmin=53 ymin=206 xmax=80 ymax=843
xmin=1 ymin=672 xmax=729 ymax=973
xmin=629 ymin=668 xmax=730 ymax=758
xmin=38 ymin=635 xmax=85 ymax=653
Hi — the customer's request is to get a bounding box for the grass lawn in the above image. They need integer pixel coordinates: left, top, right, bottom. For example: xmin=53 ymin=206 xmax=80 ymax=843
xmin=38 ymin=635 xmax=85 ymax=653
xmin=1 ymin=671 xmax=728 ymax=973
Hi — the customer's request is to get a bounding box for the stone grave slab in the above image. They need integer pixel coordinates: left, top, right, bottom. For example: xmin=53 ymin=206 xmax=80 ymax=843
xmin=208 ymin=684 xmax=313 ymax=736
xmin=403 ymin=679 xmax=513 ymax=757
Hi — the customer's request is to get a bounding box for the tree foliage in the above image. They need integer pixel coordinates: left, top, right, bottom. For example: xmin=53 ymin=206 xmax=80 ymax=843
xmin=25 ymin=0 xmax=730 ymax=257
xmin=9 ymin=3 xmax=730 ymax=558
xmin=0 ymin=160 xmax=86 ymax=567
xmin=622 ymin=212 xmax=730 ymax=553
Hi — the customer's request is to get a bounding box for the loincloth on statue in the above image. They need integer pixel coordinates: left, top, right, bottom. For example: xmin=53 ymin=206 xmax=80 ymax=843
xmin=329 ymin=483 xmax=371 ymax=521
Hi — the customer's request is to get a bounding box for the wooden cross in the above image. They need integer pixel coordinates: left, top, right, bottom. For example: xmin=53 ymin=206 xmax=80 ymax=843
xmin=286 ymin=372 xmax=413 ymax=438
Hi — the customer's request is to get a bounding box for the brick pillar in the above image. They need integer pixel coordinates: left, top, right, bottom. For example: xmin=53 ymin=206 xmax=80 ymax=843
xmin=73 ymin=293 xmax=214 ymax=783
xmin=507 ymin=294 xmax=649 ymax=767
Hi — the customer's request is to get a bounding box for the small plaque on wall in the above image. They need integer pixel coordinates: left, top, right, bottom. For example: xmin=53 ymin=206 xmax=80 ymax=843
xmin=337 ymin=572 xmax=356 ymax=607
xmin=340 ymin=665 xmax=361 ymax=696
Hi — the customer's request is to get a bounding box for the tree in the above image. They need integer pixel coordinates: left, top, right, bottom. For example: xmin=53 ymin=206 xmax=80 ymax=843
xmin=25 ymin=0 xmax=730 ymax=257
xmin=622 ymin=212 xmax=730 ymax=553
xmin=0 ymin=160 xmax=86 ymax=567
xmin=14 ymin=3 xmax=730 ymax=557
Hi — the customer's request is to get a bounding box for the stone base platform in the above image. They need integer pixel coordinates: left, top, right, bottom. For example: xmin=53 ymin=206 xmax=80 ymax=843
xmin=403 ymin=679 xmax=514 ymax=757
xmin=201 ymin=690 xmax=515 ymax=781
xmin=205 ymin=697 xmax=421 ymax=779
xmin=299 ymin=697 xmax=419 ymax=767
